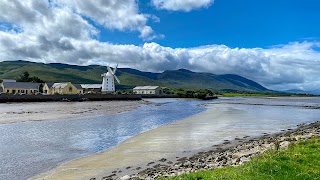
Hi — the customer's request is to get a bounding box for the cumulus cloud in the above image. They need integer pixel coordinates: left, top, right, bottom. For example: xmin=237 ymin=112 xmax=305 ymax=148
xmin=1 ymin=0 xmax=320 ymax=91
xmin=152 ymin=0 xmax=214 ymax=12
xmin=55 ymin=0 xmax=159 ymax=40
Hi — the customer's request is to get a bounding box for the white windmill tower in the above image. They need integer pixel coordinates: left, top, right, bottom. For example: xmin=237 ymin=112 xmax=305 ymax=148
xmin=101 ymin=64 xmax=120 ymax=93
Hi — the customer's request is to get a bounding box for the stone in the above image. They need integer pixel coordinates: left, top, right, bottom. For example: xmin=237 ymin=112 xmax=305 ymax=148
xmin=119 ymin=175 xmax=130 ymax=180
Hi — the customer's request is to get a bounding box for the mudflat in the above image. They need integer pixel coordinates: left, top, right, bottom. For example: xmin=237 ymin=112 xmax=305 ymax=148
xmin=0 ymin=100 xmax=147 ymax=124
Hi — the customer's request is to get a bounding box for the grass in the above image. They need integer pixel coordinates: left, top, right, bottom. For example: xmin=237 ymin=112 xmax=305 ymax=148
xmin=163 ymin=138 xmax=320 ymax=180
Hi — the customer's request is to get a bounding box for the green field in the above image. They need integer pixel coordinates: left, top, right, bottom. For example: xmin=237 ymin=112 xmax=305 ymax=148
xmin=0 ymin=60 xmax=270 ymax=92
xmin=163 ymin=138 xmax=320 ymax=180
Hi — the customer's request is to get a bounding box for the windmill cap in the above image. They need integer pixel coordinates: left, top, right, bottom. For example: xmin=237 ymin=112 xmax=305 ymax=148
xmin=101 ymin=72 xmax=113 ymax=77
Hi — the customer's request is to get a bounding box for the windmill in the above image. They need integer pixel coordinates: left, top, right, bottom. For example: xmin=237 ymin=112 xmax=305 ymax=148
xmin=101 ymin=64 xmax=120 ymax=93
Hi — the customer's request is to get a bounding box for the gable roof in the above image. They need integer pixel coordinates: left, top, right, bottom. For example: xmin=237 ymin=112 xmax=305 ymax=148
xmin=73 ymin=84 xmax=83 ymax=90
xmin=2 ymin=82 xmax=40 ymax=90
xmin=50 ymin=82 xmax=82 ymax=89
xmin=52 ymin=83 xmax=68 ymax=89
xmin=133 ymin=86 xmax=160 ymax=90
xmin=45 ymin=82 xmax=54 ymax=88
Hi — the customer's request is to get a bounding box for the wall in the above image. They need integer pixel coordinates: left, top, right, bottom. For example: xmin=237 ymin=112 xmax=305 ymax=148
xmin=61 ymin=83 xmax=78 ymax=94
xmin=3 ymin=88 xmax=38 ymax=94
xmin=133 ymin=87 xmax=162 ymax=95
xmin=43 ymin=84 xmax=53 ymax=94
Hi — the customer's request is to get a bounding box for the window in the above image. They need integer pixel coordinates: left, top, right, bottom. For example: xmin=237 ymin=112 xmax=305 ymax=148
xmin=69 ymin=87 xmax=72 ymax=92
xmin=7 ymin=90 xmax=9 ymax=93
xmin=18 ymin=90 xmax=20 ymax=93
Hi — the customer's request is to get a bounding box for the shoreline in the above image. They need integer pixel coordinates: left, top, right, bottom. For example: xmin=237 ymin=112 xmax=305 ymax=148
xmin=0 ymin=100 xmax=150 ymax=124
xmin=31 ymin=98 xmax=320 ymax=180
xmin=131 ymin=121 xmax=320 ymax=179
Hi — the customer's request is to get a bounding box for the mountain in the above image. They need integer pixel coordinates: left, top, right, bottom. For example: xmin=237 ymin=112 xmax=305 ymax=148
xmin=285 ymin=89 xmax=320 ymax=95
xmin=0 ymin=60 xmax=269 ymax=92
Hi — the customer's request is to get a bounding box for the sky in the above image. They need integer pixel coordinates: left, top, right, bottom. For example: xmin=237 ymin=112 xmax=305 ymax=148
xmin=0 ymin=0 xmax=320 ymax=91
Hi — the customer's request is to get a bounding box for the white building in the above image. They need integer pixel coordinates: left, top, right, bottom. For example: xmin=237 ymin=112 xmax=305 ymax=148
xmin=81 ymin=84 xmax=102 ymax=93
xmin=133 ymin=86 xmax=162 ymax=95
xmin=101 ymin=66 xmax=120 ymax=93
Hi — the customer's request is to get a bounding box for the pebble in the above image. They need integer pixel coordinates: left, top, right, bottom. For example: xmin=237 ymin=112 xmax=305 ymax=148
xmin=98 ymin=122 xmax=320 ymax=180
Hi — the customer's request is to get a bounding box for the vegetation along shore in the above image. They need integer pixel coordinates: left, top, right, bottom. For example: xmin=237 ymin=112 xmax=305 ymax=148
xmin=101 ymin=121 xmax=320 ymax=180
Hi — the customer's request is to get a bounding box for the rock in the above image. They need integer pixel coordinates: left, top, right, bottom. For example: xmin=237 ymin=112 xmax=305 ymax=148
xmin=119 ymin=175 xmax=130 ymax=180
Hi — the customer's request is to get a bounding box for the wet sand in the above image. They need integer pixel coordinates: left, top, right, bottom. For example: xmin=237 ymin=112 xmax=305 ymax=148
xmin=31 ymin=99 xmax=320 ymax=180
xmin=0 ymin=101 xmax=147 ymax=124
xmin=30 ymin=97 xmax=320 ymax=180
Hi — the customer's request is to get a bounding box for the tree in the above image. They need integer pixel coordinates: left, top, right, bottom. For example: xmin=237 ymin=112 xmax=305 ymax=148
xmin=17 ymin=71 xmax=44 ymax=83
xmin=18 ymin=71 xmax=30 ymax=82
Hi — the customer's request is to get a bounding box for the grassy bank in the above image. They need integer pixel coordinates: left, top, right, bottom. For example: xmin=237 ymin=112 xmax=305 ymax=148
xmin=164 ymin=138 xmax=320 ymax=180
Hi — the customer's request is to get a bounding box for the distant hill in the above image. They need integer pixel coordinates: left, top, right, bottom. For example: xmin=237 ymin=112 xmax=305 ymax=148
xmin=284 ymin=89 xmax=320 ymax=95
xmin=0 ymin=60 xmax=269 ymax=92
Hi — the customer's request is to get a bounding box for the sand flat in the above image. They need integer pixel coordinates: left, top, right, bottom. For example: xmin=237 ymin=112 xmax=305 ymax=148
xmin=0 ymin=101 xmax=145 ymax=124
xmin=31 ymin=106 xmax=232 ymax=180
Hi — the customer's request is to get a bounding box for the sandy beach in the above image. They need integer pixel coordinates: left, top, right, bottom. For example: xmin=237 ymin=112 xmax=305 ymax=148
xmin=31 ymin=98 xmax=320 ymax=180
xmin=0 ymin=100 xmax=147 ymax=124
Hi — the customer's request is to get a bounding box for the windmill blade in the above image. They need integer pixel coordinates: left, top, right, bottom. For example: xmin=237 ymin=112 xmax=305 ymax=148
xmin=114 ymin=75 xmax=120 ymax=84
xmin=113 ymin=64 xmax=118 ymax=74
xmin=107 ymin=66 xmax=113 ymax=74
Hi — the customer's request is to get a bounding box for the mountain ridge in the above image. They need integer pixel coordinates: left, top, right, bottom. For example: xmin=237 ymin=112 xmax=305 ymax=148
xmin=0 ymin=60 xmax=269 ymax=92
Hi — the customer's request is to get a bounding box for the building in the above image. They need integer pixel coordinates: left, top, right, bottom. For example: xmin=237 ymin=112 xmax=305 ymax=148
xmin=0 ymin=80 xmax=40 ymax=94
xmin=133 ymin=86 xmax=162 ymax=95
xmin=73 ymin=84 xmax=84 ymax=94
xmin=43 ymin=82 xmax=83 ymax=95
xmin=81 ymin=84 xmax=102 ymax=93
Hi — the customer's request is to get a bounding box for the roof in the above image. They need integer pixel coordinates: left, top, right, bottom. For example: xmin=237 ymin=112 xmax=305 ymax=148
xmin=3 ymin=79 xmax=16 ymax=82
xmin=2 ymin=82 xmax=40 ymax=89
xmin=81 ymin=84 xmax=102 ymax=89
xmin=133 ymin=86 xmax=160 ymax=90
xmin=73 ymin=84 xmax=83 ymax=89
xmin=45 ymin=82 xmax=54 ymax=88
xmin=52 ymin=83 xmax=68 ymax=89
xmin=51 ymin=82 xmax=82 ymax=89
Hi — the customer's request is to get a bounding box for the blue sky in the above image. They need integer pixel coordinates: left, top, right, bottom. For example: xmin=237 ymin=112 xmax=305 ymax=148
xmin=99 ymin=0 xmax=320 ymax=48
xmin=1 ymin=0 xmax=320 ymax=91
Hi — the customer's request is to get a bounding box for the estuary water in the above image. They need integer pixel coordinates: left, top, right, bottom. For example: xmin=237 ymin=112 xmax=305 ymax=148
xmin=0 ymin=99 xmax=205 ymax=180
xmin=1 ymin=97 xmax=320 ymax=180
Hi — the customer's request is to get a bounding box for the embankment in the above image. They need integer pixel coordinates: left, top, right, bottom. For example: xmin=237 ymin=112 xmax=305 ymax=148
xmin=0 ymin=94 xmax=142 ymax=103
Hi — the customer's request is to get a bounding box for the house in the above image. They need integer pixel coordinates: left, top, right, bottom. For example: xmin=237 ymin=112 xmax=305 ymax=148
xmin=0 ymin=80 xmax=40 ymax=94
xmin=74 ymin=84 xmax=84 ymax=94
xmin=43 ymin=82 xmax=83 ymax=94
xmin=81 ymin=84 xmax=102 ymax=93
xmin=43 ymin=83 xmax=54 ymax=94
xmin=133 ymin=86 xmax=162 ymax=95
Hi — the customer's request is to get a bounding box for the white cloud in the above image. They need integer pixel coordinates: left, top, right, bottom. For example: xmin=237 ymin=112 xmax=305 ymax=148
xmin=55 ymin=0 xmax=158 ymax=40
xmin=152 ymin=0 xmax=214 ymax=12
xmin=1 ymin=0 xmax=320 ymax=91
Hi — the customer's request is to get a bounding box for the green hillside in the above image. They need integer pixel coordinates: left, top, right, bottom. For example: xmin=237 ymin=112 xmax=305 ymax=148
xmin=0 ymin=60 xmax=268 ymax=92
